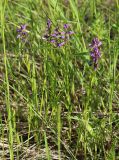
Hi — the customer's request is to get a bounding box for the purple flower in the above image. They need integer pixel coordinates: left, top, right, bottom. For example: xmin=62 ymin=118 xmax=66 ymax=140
xmin=50 ymin=39 xmax=55 ymax=43
xmin=60 ymin=35 xmax=65 ymax=39
xmin=67 ymin=31 xmax=74 ymax=35
xmin=47 ymin=19 xmax=52 ymax=30
xmin=89 ymin=37 xmax=102 ymax=48
xmin=64 ymin=24 xmax=70 ymax=29
xmin=51 ymin=33 xmax=57 ymax=37
xmin=57 ymin=42 xmax=65 ymax=47
xmin=17 ymin=25 xmax=26 ymax=33
xmin=43 ymin=20 xmax=74 ymax=47
xmin=17 ymin=24 xmax=28 ymax=40
xmin=89 ymin=37 xmax=102 ymax=69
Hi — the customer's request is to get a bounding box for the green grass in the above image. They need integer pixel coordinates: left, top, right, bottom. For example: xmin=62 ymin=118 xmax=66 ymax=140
xmin=0 ymin=0 xmax=119 ymax=159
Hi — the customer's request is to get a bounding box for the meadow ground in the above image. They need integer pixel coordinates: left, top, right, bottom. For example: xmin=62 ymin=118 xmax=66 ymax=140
xmin=0 ymin=0 xmax=119 ymax=159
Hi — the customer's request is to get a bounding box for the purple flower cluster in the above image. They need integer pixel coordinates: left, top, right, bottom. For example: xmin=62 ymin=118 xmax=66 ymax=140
xmin=43 ymin=19 xmax=74 ymax=47
xmin=16 ymin=22 xmax=102 ymax=70
xmin=89 ymin=37 xmax=102 ymax=69
xmin=17 ymin=24 xmax=28 ymax=41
